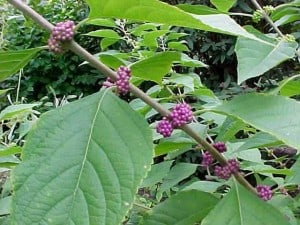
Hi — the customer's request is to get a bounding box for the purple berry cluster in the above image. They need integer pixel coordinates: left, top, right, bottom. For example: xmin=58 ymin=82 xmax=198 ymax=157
xmin=156 ymin=103 xmax=193 ymax=137
xmin=48 ymin=20 xmax=75 ymax=54
xmin=256 ymin=185 xmax=272 ymax=201
xmin=169 ymin=103 xmax=193 ymax=128
xmin=213 ymin=142 xmax=227 ymax=153
xmin=201 ymin=141 xmax=227 ymax=167
xmin=116 ymin=66 xmax=131 ymax=94
xmin=103 ymin=66 xmax=131 ymax=95
xmin=156 ymin=118 xmax=173 ymax=138
xmin=214 ymin=159 xmax=240 ymax=180
xmin=201 ymin=151 xmax=214 ymax=167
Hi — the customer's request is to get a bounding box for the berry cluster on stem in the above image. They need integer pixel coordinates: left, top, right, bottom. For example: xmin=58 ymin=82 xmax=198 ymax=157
xmin=156 ymin=103 xmax=193 ymax=137
xmin=256 ymin=185 xmax=273 ymax=201
xmin=103 ymin=66 xmax=131 ymax=95
xmin=48 ymin=20 xmax=75 ymax=54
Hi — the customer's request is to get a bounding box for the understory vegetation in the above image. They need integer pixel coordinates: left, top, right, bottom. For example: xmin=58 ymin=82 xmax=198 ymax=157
xmin=0 ymin=0 xmax=300 ymax=224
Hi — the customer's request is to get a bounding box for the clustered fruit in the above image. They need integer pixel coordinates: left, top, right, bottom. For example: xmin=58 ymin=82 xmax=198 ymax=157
xmin=201 ymin=142 xmax=240 ymax=180
xmin=256 ymin=185 xmax=273 ymax=201
xmin=103 ymin=66 xmax=131 ymax=94
xmin=201 ymin=142 xmax=227 ymax=167
xmin=214 ymin=159 xmax=240 ymax=180
xmin=48 ymin=20 xmax=75 ymax=54
xmin=156 ymin=103 xmax=193 ymax=137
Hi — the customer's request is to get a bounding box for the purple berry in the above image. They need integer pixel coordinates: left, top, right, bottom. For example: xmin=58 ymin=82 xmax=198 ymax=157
xmin=202 ymin=151 xmax=214 ymax=167
xmin=256 ymin=185 xmax=272 ymax=201
xmin=169 ymin=103 xmax=193 ymax=127
xmin=156 ymin=118 xmax=173 ymax=137
xmin=116 ymin=66 xmax=131 ymax=94
xmin=213 ymin=142 xmax=227 ymax=153
xmin=214 ymin=159 xmax=239 ymax=180
xmin=227 ymin=159 xmax=240 ymax=174
xmin=214 ymin=165 xmax=232 ymax=180
xmin=48 ymin=20 xmax=75 ymax=54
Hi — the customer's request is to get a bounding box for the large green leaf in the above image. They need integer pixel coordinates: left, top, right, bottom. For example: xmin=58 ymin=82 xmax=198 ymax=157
xmin=286 ymin=157 xmax=300 ymax=184
xmin=0 ymin=48 xmax=41 ymax=82
xmin=130 ymin=52 xmax=181 ymax=83
xmin=11 ymin=89 xmax=153 ymax=225
xmin=210 ymin=0 xmax=236 ymax=12
xmin=214 ymin=93 xmax=300 ymax=149
xmin=235 ymin=38 xmax=297 ymax=84
xmin=0 ymin=196 xmax=11 ymax=216
xmin=141 ymin=190 xmax=218 ymax=225
xmin=202 ymin=181 xmax=289 ymax=225
xmin=85 ymin=0 xmax=260 ymax=40
xmin=177 ymin=4 xmax=223 ymax=15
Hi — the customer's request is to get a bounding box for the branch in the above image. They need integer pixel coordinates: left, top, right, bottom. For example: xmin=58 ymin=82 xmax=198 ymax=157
xmin=250 ymin=0 xmax=300 ymax=59
xmin=6 ymin=0 xmax=257 ymax=194
xmin=250 ymin=0 xmax=283 ymax=36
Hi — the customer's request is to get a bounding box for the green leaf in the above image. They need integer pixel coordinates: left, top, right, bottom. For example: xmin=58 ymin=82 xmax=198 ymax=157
xmin=235 ymin=38 xmax=297 ymax=84
xmin=85 ymin=0 xmax=261 ymax=40
xmin=216 ymin=116 xmax=245 ymax=142
xmin=286 ymin=157 xmax=300 ymax=184
xmin=155 ymin=139 xmax=192 ymax=156
xmin=182 ymin=181 xmax=223 ymax=193
xmin=140 ymin=161 xmax=174 ymax=187
xmin=210 ymin=0 xmax=237 ymax=12
xmin=0 ymin=196 xmax=11 ymax=216
xmin=175 ymin=53 xmax=208 ymax=68
xmin=0 ymin=104 xmax=39 ymax=121
xmin=99 ymin=54 xmax=125 ymax=69
xmin=11 ymin=89 xmax=153 ymax=225
xmin=167 ymin=41 xmax=189 ymax=51
xmin=86 ymin=18 xmax=116 ymax=28
xmin=140 ymin=190 xmax=218 ymax=225
xmin=141 ymin=30 xmax=169 ymax=48
xmin=0 ymin=88 xmax=13 ymax=96
xmin=130 ymin=52 xmax=181 ymax=83
xmin=85 ymin=29 xmax=121 ymax=39
xmin=214 ymin=93 xmax=300 ymax=149
xmin=0 ymin=48 xmax=41 ymax=82
xmin=0 ymin=146 xmax=22 ymax=157
xmin=238 ymin=132 xmax=282 ymax=150
xmin=271 ymin=74 xmax=300 ymax=97
xmin=100 ymin=38 xmax=120 ymax=50
xmin=177 ymin=4 xmax=223 ymax=15
xmin=159 ymin=163 xmax=198 ymax=194
xmin=202 ymin=181 xmax=289 ymax=225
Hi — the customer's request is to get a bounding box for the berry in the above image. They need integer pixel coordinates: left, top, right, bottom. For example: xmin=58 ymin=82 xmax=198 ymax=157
xmin=227 ymin=159 xmax=240 ymax=174
xmin=213 ymin=142 xmax=227 ymax=153
xmin=48 ymin=20 xmax=75 ymax=54
xmin=214 ymin=165 xmax=231 ymax=180
xmin=116 ymin=66 xmax=131 ymax=94
xmin=256 ymin=185 xmax=272 ymax=201
xmin=169 ymin=103 xmax=193 ymax=127
xmin=214 ymin=159 xmax=239 ymax=180
xmin=202 ymin=151 xmax=214 ymax=167
xmin=103 ymin=77 xmax=115 ymax=88
xmin=156 ymin=118 xmax=173 ymax=137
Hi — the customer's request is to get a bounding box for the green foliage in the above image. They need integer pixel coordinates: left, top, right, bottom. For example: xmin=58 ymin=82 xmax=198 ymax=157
xmin=11 ymin=89 xmax=153 ymax=224
xmin=1 ymin=0 xmax=300 ymax=224
xmin=141 ymin=190 xmax=218 ymax=225
xmin=201 ymin=181 xmax=289 ymax=225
